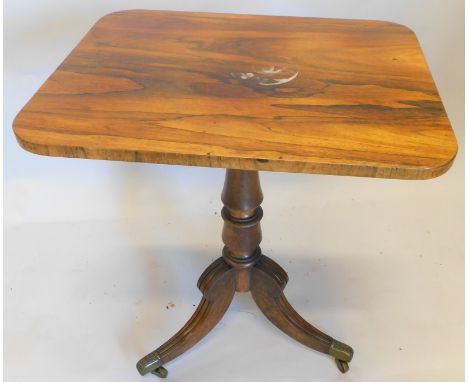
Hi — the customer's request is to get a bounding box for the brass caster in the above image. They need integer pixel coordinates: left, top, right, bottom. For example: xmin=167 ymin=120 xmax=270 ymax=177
xmin=136 ymin=350 xmax=164 ymax=376
xmin=329 ymin=339 xmax=353 ymax=374
xmin=335 ymin=358 xmax=349 ymax=373
xmin=151 ymin=366 xmax=168 ymax=378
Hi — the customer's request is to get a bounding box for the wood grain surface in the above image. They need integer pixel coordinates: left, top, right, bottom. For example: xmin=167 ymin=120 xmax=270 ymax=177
xmin=13 ymin=10 xmax=457 ymax=179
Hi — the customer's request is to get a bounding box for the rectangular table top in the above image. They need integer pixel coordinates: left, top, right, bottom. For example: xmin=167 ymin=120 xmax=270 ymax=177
xmin=13 ymin=10 xmax=457 ymax=179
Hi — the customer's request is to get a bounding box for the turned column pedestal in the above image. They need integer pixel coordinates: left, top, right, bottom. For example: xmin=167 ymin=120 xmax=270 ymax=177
xmin=136 ymin=170 xmax=354 ymax=378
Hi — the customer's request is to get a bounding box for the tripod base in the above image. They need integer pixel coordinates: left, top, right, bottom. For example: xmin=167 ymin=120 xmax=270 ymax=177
xmin=136 ymin=253 xmax=353 ymax=378
xmin=137 ymin=170 xmax=353 ymax=378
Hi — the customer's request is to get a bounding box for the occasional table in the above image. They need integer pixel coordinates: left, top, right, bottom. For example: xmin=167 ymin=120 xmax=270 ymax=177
xmin=13 ymin=10 xmax=457 ymax=378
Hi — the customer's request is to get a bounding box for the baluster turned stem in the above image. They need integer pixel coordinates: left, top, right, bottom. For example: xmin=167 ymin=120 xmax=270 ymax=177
xmin=221 ymin=170 xmax=263 ymax=291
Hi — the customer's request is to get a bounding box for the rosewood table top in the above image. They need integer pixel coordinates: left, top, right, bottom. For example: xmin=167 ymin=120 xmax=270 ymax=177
xmin=13 ymin=10 xmax=457 ymax=179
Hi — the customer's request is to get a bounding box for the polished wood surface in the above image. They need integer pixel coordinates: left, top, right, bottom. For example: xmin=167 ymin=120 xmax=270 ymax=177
xmin=13 ymin=10 xmax=456 ymax=179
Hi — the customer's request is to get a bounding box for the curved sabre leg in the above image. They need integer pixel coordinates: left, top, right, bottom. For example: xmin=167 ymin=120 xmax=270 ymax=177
xmin=250 ymin=255 xmax=354 ymax=373
xmin=137 ymin=258 xmax=236 ymax=378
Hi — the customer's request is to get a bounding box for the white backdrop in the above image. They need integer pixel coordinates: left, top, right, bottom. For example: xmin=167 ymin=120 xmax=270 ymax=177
xmin=5 ymin=1 xmax=464 ymax=382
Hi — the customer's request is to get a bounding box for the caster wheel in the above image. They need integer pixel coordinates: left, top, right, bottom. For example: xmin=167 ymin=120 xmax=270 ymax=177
xmin=151 ymin=366 xmax=168 ymax=378
xmin=330 ymin=340 xmax=353 ymax=373
xmin=335 ymin=358 xmax=349 ymax=373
